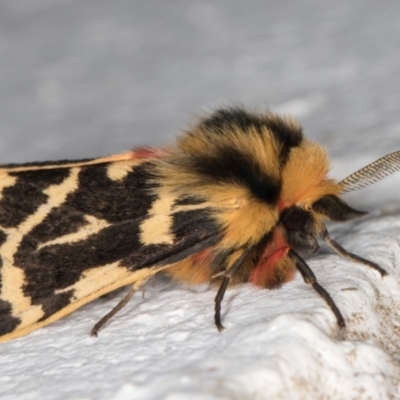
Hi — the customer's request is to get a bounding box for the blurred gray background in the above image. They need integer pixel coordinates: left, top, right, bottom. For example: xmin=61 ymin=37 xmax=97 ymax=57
xmin=1 ymin=3 xmax=400 ymax=399
xmin=1 ymin=0 xmax=400 ymax=203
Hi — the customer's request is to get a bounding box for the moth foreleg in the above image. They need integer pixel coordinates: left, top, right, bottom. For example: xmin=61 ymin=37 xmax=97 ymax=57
xmin=288 ymin=249 xmax=346 ymax=328
xmin=321 ymin=226 xmax=387 ymax=276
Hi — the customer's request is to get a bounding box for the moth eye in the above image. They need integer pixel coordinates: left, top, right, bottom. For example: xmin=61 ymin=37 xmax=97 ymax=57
xmin=281 ymin=207 xmax=310 ymax=231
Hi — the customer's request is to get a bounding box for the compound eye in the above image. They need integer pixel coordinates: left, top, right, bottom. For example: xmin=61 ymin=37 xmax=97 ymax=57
xmin=281 ymin=207 xmax=310 ymax=231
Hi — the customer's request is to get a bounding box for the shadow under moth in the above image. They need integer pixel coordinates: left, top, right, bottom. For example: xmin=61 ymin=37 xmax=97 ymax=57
xmin=1 ymin=107 xmax=399 ymax=342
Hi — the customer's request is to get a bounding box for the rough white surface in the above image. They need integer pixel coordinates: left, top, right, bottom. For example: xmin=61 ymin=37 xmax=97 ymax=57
xmin=1 ymin=1 xmax=400 ymax=399
xmin=2 ymin=213 xmax=400 ymax=399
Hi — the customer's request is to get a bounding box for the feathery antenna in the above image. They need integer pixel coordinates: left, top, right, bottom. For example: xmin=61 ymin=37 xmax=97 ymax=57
xmin=339 ymin=150 xmax=400 ymax=193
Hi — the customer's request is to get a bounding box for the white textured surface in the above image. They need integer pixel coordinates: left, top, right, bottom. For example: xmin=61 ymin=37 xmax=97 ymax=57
xmin=1 ymin=1 xmax=400 ymax=399
xmin=2 ymin=214 xmax=400 ymax=399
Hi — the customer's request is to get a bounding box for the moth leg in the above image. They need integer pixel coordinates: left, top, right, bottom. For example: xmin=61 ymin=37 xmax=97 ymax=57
xmin=91 ymin=285 xmax=137 ymax=337
xmin=288 ymin=249 xmax=345 ymax=328
xmin=321 ymin=226 xmax=387 ymax=277
xmin=214 ymin=277 xmax=230 ymax=331
xmin=214 ymin=249 xmax=251 ymax=331
xmin=141 ymin=276 xmax=157 ymax=299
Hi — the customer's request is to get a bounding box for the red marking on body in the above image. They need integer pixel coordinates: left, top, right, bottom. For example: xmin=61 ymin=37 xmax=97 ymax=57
xmin=249 ymin=229 xmax=290 ymax=287
xmin=132 ymin=147 xmax=165 ymax=159
xmin=182 ymin=249 xmax=214 ymax=283
xmin=278 ymin=199 xmax=286 ymax=211
xmin=192 ymin=249 xmax=213 ymax=265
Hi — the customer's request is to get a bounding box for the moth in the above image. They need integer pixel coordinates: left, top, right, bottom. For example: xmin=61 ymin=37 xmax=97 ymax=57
xmin=0 ymin=107 xmax=399 ymax=342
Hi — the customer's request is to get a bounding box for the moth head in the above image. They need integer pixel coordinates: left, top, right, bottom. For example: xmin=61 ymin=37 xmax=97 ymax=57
xmin=280 ymin=149 xmax=400 ymax=254
xmin=279 ymin=195 xmax=365 ymax=254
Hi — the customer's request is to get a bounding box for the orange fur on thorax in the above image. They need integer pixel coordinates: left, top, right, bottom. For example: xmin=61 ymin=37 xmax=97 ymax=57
xmin=165 ymin=249 xmax=214 ymax=285
xmin=280 ymin=141 xmax=341 ymax=210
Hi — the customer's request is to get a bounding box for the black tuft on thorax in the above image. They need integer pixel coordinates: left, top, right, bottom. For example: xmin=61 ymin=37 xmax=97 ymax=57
xmin=185 ymin=107 xmax=304 ymax=205
xmin=199 ymin=107 xmax=303 ymax=164
xmin=189 ymin=144 xmax=281 ymax=205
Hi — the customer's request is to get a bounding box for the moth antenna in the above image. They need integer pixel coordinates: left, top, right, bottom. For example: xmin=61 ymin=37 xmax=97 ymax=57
xmin=214 ymin=248 xmax=251 ymax=331
xmin=339 ymin=150 xmax=400 ymax=193
xmin=321 ymin=226 xmax=387 ymax=276
xmin=287 ymin=249 xmax=345 ymax=328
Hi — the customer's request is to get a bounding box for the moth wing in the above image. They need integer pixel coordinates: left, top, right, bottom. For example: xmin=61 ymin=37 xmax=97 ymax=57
xmin=0 ymin=154 xmax=219 ymax=341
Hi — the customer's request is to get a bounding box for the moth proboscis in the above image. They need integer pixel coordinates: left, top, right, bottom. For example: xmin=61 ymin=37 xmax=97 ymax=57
xmin=0 ymin=107 xmax=399 ymax=342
